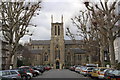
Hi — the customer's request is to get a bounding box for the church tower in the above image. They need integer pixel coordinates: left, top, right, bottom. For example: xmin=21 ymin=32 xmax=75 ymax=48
xmin=50 ymin=15 xmax=65 ymax=69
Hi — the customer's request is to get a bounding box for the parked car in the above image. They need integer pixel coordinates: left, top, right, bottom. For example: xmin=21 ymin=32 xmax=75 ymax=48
xmin=0 ymin=71 xmax=14 ymax=80
xmin=86 ymin=64 xmax=97 ymax=67
xmin=91 ymin=67 xmax=108 ymax=79
xmin=80 ymin=66 xmax=87 ymax=74
xmin=69 ymin=66 xmax=76 ymax=71
xmin=80 ymin=67 xmax=95 ymax=76
xmin=19 ymin=66 xmax=38 ymax=77
xmin=0 ymin=70 xmax=22 ymax=80
xmin=104 ymin=69 xmax=115 ymax=80
xmin=16 ymin=69 xmax=28 ymax=80
xmin=26 ymin=72 xmax=33 ymax=80
xmin=105 ymin=69 xmax=120 ymax=80
xmin=98 ymin=68 xmax=109 ymax=79
xmin=16 ymin=68 xmax=33 ymax=80
xmin=75 ymin=66 xmax=81 ymax=73
xmin=44 ymin=66 xmax=51 ymax=71
xmin=86 ymin=67 xmax=96 ymax=77
xmin=31 ymin=66 xmax=44 ymax=73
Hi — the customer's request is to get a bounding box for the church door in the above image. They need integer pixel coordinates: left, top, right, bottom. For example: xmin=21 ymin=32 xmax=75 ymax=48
xmin=56 ymin=61 xmax=60 ymax=69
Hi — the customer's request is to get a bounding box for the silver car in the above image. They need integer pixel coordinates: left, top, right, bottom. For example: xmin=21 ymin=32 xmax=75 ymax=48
xmin=1 ymin=70 xmax=22 ymax=80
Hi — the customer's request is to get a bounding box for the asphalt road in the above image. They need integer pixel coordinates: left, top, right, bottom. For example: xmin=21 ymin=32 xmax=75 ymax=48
xmin=32 ymin=69 xmax=94 ymax=80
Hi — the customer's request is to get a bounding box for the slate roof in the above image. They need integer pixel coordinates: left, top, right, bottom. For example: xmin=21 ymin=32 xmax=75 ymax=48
xmin=65 ymin=40 xmax=83 ymax=45
xmin=30 ymin=40 xmax=50 ymax=45
xmin=30 ymin=50 xmax=43 ymax=54
xmin=30 ymin=40 xmax=83 ymax=45
xmin=70 ymin=48 xmax=86 ymax=54
xmin=30 ymin=49 xmax=50 ymax=54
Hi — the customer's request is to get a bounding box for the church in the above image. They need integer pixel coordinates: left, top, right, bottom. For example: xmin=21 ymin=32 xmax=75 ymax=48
xmin=25 ymin=16 xmax=88 ymax=69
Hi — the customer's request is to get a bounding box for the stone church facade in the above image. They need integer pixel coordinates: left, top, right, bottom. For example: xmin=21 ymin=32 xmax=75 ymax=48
xmin=25 ymin=16 xmax=87 ymax=69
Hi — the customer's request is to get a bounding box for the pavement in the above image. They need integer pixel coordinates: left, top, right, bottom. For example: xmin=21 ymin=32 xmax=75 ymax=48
xmin=32 ymin=69 xmax=94 ymax=80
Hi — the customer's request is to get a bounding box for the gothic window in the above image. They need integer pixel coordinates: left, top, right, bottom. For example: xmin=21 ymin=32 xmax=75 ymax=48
xmin=67 ymin=53 xmax=71 ymax=61
xmin=32 ymin=46 xmax=34 ymax=49
xmin=55 ymin=45 xmax=60 ymax=59
xmin=58 ymin=50 xmax=60 ymax=59
xmin=75 ymin=55 xmax=78 ymax=60
xmin=58 ymin=26 xmax=60 ymax=35
xmin=78 ymin=55 xmax=81 ymax=60
xmin=55 ymin=50 xmax=60 ymax=59
xmin=44 ymin=53 xmax=48 ymax=61
xmin=55 ymin=26 xmax=57 ymax=35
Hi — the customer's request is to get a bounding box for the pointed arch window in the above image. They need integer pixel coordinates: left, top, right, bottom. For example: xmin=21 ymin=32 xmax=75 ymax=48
xmin=44 ymin=53 xmax=48 ymax=61
xmin=55 ymin=45 xmax=60 ymax=59
xmin=55 ymin=26 xmax=57 ymax=35
xmin=58 ymin=26 xmax=60 ymax=35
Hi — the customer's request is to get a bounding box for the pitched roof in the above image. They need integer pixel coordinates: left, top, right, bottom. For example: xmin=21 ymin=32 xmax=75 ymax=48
xmin=70 ymin=48 xmax=86 ymax=54
xmin=30 ymin=40 xmax=83 ymax=45
xmin=30 ymin=40 xmax=50 ymax=45
xmin=30 ymin=50 xmax=43 ymax=54
xmin=65 ymin=40 xmax=83 ymax=45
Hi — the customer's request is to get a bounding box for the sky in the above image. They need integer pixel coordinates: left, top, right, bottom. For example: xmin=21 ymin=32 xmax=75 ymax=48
xmin=19 ymin=0 xmax=120 ymax=44
xmin=19 ymin=0 xmax=86 ymax=44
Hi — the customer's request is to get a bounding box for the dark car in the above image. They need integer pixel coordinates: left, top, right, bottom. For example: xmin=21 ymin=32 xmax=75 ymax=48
xmin=16 ymin=69 xmax=31 ymax=80
xmin=44 ymin=66 xmax=51 ymax=71
xmin=19 ymin=66 xmax=38 ymax=77
xmin=31 ymin=66 xmax=44 ymax=73
xmin=104 ymin=69 xmax=114 ymax=79
xmin=104 ymin=69 xmax=120 ymax=80
xmin=69 ymin=66 xmax=76 ymax=71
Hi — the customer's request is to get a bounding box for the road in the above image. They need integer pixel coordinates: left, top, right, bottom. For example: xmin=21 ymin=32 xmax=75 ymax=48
xmin=32 ymin=69 xmax=94 ymax=80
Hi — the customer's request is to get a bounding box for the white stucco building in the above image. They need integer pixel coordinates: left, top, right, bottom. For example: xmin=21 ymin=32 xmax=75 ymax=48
xmin=114 ymin=1 xmax=120 ymax=63
xmin=114 ymin=37 xmax=120 ymax=63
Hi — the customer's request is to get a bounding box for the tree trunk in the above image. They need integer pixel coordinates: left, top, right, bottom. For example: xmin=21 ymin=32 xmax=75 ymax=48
xmin=84 ymin=54 xmax=87 ymax=64
xmin=100 ymin=45 xmax=105 ymax=67
xmin=13 ymin=53 xmax=17 ymax=69
xmin=109 ymin=38 xmax=116 ymax=68
xmin=5 ymin=53 xmax=12 ymax=69
xmin=88 ymin=54 xmax=92 ymax=64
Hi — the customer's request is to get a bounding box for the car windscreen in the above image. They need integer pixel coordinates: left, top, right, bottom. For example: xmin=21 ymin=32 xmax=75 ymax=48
xmin=93 ymin=68 xmax=98 ymax=71
xmin=112 ymin=70 xmax=120 ymax=76
xmin=100 ymin=68 xmax=107 ymax=71
xmin=87 ymin=68 xmax=94 ymax=70
xmin=10 ymin=71 xmax=18 ymax=74
xmin=82 ymin=67 xmax=87 ymax=70
xmin=2 ymin=71 xmax=10 ymax=76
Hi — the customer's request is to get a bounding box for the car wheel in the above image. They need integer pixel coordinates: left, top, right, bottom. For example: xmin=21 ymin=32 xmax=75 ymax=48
xmin=22 ymin=76 xmax=27 ymax=80
xmin=84 ymin=75 xmax=87 ymax=77
xmin=13 ymin=78 xmax=17 ymax=80
xmin=33 ymin=73 xmax=37 ymax=77
xmin=27 ymin=75 xmax=31 ymax=80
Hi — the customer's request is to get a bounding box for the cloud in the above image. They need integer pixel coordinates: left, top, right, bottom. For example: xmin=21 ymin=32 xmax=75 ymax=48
xmin=20 ymin=0 xmax=86 ymax=43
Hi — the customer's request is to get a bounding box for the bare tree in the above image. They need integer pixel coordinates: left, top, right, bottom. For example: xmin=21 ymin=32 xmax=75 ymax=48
xmin=84 ymin=0 xmax=120 ymax=67
xmin=66 ymin=11 xmax=101 ymax=65
xmin=0 ymin=1 xmax=41 ymax=69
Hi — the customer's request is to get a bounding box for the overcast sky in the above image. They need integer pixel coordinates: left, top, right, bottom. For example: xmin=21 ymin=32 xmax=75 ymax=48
xmin=19 ymin=0 xmax=87 ymax=43
xmin=19 ymin=0 xmax=120 ymax=44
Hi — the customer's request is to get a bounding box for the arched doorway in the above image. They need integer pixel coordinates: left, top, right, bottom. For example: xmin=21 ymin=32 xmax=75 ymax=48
xmin=56 ymin=61 xmax=60 ymax=69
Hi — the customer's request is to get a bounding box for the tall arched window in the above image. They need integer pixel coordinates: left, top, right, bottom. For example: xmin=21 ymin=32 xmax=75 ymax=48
xmin=58 ymin=26 xmax=60 ymax=35
xmin=44 ymin=53 xmax=48 ymax=61
xmin=57 ymin=50 xmax=60 ymax=59
xmin=55 ymin=26 xmax=57 ymax=35
xmin=55 ymin=45 xmax=60 ymax=59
